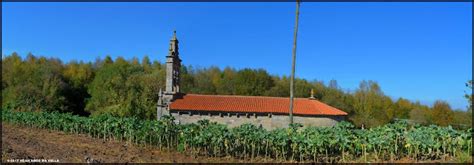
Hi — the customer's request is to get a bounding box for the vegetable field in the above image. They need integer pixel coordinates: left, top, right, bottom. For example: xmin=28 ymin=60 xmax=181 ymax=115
xmin=2 ymin=109 xmax=472 ymax=162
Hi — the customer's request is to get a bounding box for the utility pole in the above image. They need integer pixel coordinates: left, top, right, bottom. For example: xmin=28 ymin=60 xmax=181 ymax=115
xmin=289 ymin=0 xmax=301 ymax=125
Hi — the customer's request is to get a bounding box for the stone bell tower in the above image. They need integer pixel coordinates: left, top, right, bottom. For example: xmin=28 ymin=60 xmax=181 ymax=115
xmin=157 ymin=31 xmax=182 ymax=120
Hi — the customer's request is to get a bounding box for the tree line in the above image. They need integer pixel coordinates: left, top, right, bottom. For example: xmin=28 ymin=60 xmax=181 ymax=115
xmin=1 ymin=52 xmax=472 ymax=128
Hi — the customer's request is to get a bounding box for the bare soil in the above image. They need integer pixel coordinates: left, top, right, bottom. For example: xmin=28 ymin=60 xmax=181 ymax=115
xmin=1 ymin=123 xmax=467 ymax=163
xmin=1 ymin=123 xmax=256 ymax=163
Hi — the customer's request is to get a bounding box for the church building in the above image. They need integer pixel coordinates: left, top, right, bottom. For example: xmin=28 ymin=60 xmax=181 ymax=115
xmin=157 ymin=31 xmax=347 ymax=129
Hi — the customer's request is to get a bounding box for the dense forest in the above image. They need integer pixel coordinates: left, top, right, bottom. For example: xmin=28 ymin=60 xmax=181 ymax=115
xmin=1 ymin=52 xmax=472 ymax=128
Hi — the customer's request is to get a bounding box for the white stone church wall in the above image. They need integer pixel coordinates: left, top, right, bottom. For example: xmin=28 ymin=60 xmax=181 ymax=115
xmin=170 ymin=111 xmax=344 ymax=130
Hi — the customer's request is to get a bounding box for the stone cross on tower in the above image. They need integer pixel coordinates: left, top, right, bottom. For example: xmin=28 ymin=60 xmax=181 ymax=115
xmin=157 ymin=31 xmax=182 ymax=120
xmin=166 ymin=30 xmax=181 ymax=94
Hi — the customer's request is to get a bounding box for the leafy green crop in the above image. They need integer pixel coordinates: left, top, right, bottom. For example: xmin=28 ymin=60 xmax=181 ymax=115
xmin=2 ymin=108 xmax=471 ymax=162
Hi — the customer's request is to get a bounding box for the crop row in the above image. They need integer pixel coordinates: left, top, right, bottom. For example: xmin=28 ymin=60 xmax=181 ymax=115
xmin=2 ymin=109 xmax=472 ymax=162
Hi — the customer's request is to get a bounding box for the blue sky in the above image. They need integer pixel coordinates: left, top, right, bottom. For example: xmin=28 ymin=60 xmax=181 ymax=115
xmin=2 ymin=2 xmax=472 ymax=110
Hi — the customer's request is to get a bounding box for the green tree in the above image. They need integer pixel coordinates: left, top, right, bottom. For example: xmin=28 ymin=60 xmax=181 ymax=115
xmin=320 ymin=80 xmax=353 ymax=115
xmin=187 ymin=67 xmax=218 ymax=94
xmin=451 ymin=109 xmax=472 ymax=128
xmin=85 ymin=56 xmax=163 ymax=119
xmin=265 ymin=76 xmax=290 ymax=97
xmin=294 ymin=78 xmax=313 ymax=98
xmin=142 ymin=55 xmax=152 ymax=72
xmin=2 ymin=53 xmax=70 ymax=112
xmin=351 ymin=80 xmax=390 ymax=128
xmin=215 ymin=67 xmax=237 ymax=95
xmin=62 ymin=61 xmax=95 ymax=115
xmin=388 ymin=98 xmax=413 ymax=119
xmin=180 ymin=65 xmax=195 ymax=93
xmin=409 ymin=101 xmax=432 ymax=124
xmin=131 ymin=57 xmax=140 ymax=65
xmin=104 ymin=55 xmax=113 ymax=65
xmin=431 ymin=100 xmax=454 ymax=126
xmin=234 ymin=68 xmax=274 ymax=96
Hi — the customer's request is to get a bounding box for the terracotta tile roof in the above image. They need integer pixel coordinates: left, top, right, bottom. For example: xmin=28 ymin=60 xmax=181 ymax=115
xmin=169 ymin=94 xmax=348 ymax=116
